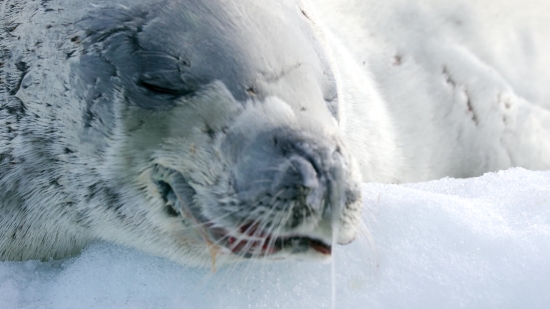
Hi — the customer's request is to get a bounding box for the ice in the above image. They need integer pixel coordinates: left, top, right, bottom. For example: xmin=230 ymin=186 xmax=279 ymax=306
xmin=1 ymin=168 xmax=549 ymax=309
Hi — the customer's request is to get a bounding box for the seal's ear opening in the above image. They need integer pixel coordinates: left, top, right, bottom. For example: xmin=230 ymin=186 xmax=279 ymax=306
xmin=154 ymin=180 xmax=179 ymax=217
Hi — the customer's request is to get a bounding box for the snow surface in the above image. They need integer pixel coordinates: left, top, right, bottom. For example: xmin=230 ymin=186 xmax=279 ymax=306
xmin=1 ymin=168 xmax=549 ymax=309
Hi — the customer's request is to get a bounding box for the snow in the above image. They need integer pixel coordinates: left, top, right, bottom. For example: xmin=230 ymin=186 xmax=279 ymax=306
xmin=1 ymin=168 xmax=549 ymax=309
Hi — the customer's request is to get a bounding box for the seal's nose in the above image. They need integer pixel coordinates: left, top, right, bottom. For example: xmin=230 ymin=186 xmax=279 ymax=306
xmin=228 ymin=130 xmax=347 ymax=229
xmin=270 ymin=155 xmax=325 ymax=211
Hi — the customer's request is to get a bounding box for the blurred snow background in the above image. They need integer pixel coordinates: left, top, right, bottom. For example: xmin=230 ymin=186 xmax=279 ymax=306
xmin=2 ymin=0 xmax=550 ymax=308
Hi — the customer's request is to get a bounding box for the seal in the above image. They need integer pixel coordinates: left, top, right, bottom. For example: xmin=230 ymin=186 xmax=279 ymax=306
xmin=1 ymin=0 xmax=550 ymax=267
xmin=0 ymin=0 xmax=362 ymax=267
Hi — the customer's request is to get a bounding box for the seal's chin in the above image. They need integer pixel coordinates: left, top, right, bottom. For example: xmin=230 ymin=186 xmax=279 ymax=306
xmin=151 ymin=165 xmax=332 ymax=261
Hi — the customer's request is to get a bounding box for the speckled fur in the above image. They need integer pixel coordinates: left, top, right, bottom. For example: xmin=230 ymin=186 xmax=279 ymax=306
xmin=0 ymin=0 xmax=363 ymax=266
xmin=1 ymin=0 xmax=550 ymax=266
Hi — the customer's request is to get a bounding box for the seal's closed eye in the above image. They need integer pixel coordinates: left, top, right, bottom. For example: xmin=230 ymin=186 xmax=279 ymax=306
xmin=137 ymin=52 xmax=197 ymax=98
xmin=139 ymin=78 xmax=179 ymax=94
xmin=138 ymin=78 xmax=192 ymax=97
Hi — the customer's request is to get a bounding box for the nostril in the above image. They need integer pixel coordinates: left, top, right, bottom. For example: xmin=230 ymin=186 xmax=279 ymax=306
xmin=272 ymin=155 xmax=324 ymax=210
xmin=272 ymin=156 xmax=317 ymax=188
xmin=289 ymin=156 xmax=319 ymax=191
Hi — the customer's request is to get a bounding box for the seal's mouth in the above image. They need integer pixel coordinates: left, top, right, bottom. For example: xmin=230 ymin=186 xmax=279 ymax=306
xmin=152 ymin=165 xmax=332 ymax=259
xmin=209 ymin=224 xmax=332 ymax=258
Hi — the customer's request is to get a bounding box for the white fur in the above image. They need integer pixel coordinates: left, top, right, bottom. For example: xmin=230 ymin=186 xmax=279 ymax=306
xmin=304 ymin=0 xmax=550 ymax=182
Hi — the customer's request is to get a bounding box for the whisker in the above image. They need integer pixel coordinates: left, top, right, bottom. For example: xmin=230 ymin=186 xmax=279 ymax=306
xmin=247 ymin=180 xmax=274 ymax=187
xmin=265 ymin=203 xmax=291 ymax=254
xmin=172 ymin=207 xmax=241 ymax=232
xmin=257 ymin=167 xmax=286 ymax=173
xmin=269 ymin=188 xmax=287 ymax=206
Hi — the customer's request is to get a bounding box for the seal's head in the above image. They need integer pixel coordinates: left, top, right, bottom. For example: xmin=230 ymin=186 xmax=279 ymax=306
xmin=73 ymin=0 xmax=362 ymax=266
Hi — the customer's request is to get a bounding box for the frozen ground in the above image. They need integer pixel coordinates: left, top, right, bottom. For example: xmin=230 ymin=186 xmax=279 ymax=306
xmin=1 ymin=168 xmax=549 ymax=309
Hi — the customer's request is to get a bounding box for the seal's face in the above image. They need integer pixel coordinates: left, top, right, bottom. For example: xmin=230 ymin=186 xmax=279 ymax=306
xmin=73 ymin=0 xmax=362 ymax=266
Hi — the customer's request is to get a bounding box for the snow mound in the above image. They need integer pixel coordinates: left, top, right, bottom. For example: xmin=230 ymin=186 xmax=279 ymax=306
xmin=1 ymin=168 xmax=549 ymax=309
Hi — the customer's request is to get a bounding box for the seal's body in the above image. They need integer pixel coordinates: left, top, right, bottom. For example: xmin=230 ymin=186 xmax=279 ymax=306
xmin=1 ymin=0 xmax=549 ymax=266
